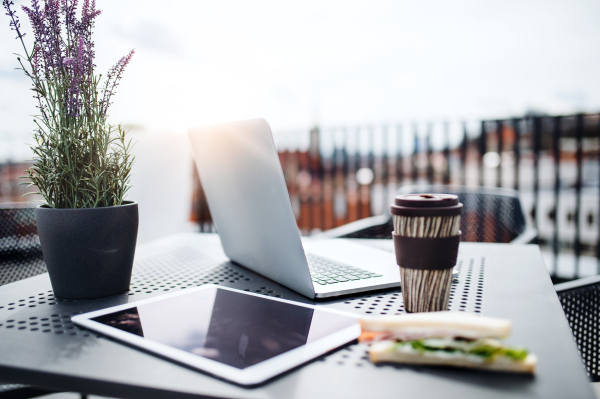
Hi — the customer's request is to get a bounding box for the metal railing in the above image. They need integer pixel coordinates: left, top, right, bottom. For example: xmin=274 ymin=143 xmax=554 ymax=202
xmin=2 ymin=114 xmax=598 ymax=281
xmin=191 ymin=113 xmax=600 ymax=281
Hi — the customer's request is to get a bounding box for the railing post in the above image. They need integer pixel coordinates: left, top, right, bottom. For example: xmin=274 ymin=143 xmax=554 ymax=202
xmin=461 ymin=122 xmax=467 ymax=185
xmin=412 ymin=124 xmax=419 ymax=183
xmin=479 ymin=121 xmax=486 ymax=187
xmin=341 ymin=127 xmax=349 ymax=226
xmin=574 ymin=114 xmax=583 ymax=277
xmin=552 ymin=116 xmax=561 ymax=276
xmin=396 ymin=124 xmax=403 ymax=187
xmin=512 ymin=118 xmax=521 ymax=191
xmin=366 ymin=126 xmax=375 ymax=218
xmin=426 ymin=123 xmax=434 ymax=184
xmin=497 ymin=120 xmax=503 ymax=188
xmin=348 ymin=126 xmax=360 ymax=223
xmin=532 ymin=116 xmax=541 ymax=232
xmin=382 ymin=124 xmax=389 ymax=213
xmin=345 ymin=127 xmax=356 ymax=224
xmin=444 ymin=122 xmax=450 ymax=185
xmin=309 ymin=125 xmax=322 ymax=232
xmin=323 ymin=128 xmax=334 ymax=230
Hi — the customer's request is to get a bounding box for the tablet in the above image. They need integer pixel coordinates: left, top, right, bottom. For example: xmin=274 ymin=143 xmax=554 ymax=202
xmin=71 ymin=285 xmax=360 ymax=385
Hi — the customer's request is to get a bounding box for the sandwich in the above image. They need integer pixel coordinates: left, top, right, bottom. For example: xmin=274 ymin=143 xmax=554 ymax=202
xmin=360 ymin=311 xmax=537 ymax=374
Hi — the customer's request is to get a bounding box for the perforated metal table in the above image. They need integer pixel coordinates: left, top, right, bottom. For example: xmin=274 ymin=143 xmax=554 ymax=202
xmin=0 ymin=233 xmax=593 ymax=398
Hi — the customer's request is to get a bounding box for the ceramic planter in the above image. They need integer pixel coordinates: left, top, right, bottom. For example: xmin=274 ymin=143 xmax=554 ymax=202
xmin=35 ymin=201 xmax=138 ymax=299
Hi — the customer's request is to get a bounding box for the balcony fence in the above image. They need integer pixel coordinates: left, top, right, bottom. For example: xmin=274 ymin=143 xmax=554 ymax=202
xmin=190 ymin=113 xmax=600 ymax=282
xmin=1 ymin=114 xmax=598 ymax=282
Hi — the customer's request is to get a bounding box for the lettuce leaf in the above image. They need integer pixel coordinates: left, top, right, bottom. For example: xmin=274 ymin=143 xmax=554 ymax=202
xmin=396 ymin=339 xmax=528 ymax=361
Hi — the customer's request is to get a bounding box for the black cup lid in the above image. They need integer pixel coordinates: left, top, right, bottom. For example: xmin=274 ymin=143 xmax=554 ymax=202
xmin=394 ymin=194 xmax=459 ymax=208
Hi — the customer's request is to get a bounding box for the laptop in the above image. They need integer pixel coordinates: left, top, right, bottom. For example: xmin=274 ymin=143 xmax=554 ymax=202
xmin=188 ymin=118 xmax=400 ymax=299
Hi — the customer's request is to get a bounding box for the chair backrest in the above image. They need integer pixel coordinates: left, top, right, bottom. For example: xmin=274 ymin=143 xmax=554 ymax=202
xmin=555 ymin=275 xmax=600 ymax=382
xmin=336 ymin=185 xmax=536 ymax=243
xmin=0 ymin=203 xmax=47 ymax=285
xmin=397 ymin=185 xmax=534 ymax=243
xmin=0 ymin=204 xmax=56 ymax=399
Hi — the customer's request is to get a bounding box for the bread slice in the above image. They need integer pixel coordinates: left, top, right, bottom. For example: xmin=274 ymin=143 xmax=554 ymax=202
xmin=369 ymin=340 xmax=537 ymax=374
xmin=360 ymin=311 xmax=511 ymax=340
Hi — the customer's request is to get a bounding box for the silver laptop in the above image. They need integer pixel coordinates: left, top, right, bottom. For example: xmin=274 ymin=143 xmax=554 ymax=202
xmin=188 ymin=118 xmax=400 ymax=299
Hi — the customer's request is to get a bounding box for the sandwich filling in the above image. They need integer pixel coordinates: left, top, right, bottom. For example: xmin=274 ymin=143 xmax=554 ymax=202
xmin=392 ymin=337 xmax=529 ymax=362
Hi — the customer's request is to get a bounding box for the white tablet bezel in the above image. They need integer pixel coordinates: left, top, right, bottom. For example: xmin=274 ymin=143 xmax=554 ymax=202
xmin=71 ymin=285 xmax=360 ymax=385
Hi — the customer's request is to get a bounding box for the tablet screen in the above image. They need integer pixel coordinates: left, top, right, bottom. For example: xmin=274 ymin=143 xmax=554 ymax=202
xmin=91 ymin=287 xmax=355 ymax=369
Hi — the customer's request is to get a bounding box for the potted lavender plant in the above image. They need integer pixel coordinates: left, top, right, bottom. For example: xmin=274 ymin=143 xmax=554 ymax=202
xmin=3 ymin=0 xmax=137 ymax=299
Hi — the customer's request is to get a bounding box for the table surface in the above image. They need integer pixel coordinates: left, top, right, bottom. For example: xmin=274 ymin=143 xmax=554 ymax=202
xmin=0 ymin=233 xmax=593 ymax=399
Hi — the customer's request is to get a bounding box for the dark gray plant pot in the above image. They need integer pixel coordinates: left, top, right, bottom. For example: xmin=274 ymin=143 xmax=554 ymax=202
xmin=35 ymin=201 xmax=138 ymax=299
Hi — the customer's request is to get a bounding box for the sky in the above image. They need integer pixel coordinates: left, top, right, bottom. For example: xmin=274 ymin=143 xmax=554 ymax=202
xmin=1 ymin=0 xmax=600 ymax=137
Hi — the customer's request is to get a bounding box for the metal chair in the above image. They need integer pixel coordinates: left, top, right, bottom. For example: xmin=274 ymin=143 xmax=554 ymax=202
xmin=556 ymin=275 xmax=600 ymax=382
xmin=318 ymin=185 xmax=537 ymax=244
xmin=0 ymin=203 xmax=47 ymax=286
xmin=0 ymin=203 xmax=55 ymax=398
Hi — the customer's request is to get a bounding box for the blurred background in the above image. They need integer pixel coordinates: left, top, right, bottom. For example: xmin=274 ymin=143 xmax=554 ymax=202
xmin=1 ymin=0 xmax=599 ymax=282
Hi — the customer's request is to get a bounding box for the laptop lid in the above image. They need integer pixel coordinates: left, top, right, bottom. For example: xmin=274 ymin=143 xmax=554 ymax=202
xmin=188 ymin=119 xmax=315 ymax=298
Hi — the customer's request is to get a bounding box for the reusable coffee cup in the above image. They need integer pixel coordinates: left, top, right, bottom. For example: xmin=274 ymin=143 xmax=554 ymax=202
xmin=391 ymin=194 xmax=463 ymax=313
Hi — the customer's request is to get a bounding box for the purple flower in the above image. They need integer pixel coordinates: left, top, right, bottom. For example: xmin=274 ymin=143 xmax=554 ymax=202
xmin=4 ymin=0 xmax=133 ymax=120
xmin=101 ymin=49 xmax=135 ymax=116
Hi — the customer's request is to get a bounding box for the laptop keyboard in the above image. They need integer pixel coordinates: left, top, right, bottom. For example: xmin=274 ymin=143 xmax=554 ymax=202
xmin=307 ymin=254 xmax=382 ymax=285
